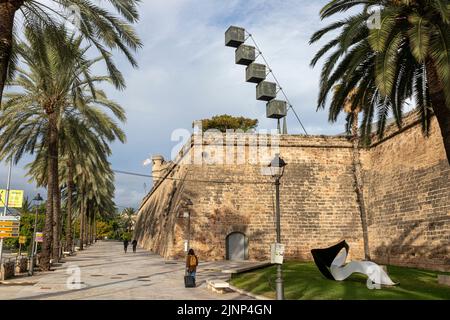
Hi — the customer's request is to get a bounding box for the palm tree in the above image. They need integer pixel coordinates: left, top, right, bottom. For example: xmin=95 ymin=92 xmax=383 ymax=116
xmin=0 ymin=27 xmax=125 ymax=269
xmin=333 ymin=86 xmax=371 ymax=259
xmin=17 ymin=196 xmax=32 ymax=215
xmin=59 ymin=110 xmax=124 ymax=252
xmin=310 ymin=0 xmax=450 ymax=162
xmin=122 ymin=207 xmax=136 ymax=232
xmin=27 ymin=108 xmax=125 ymax=253
xmin=0 ymin=0 xmax=141 ymax=105
xmin=74 ymin=157 xmax=117 ymax=249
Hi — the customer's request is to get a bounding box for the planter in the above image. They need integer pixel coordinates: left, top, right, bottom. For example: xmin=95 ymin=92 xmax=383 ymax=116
xmin=235 ymin=45 xmax=255 ymax=66
xmin=15 ymin=257 xmax=28 ymax=273
xmin=225 ymin=26 xmax=245 ymax=48
xmin=256 ymin=81 xmax=276 ymax=101
xmin=1 ymin=261 xmax=16 ymax=281
xmin=246 ymin=63 xmax=266 ymax=83
xmin=266 ymin=100 xmax=287 ymax=119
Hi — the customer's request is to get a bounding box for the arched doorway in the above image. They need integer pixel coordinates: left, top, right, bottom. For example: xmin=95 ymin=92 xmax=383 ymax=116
xmin=226 ymin=232 xmax=248 ymax=261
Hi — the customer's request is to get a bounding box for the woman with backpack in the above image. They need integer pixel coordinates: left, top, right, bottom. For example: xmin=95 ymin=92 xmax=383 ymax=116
xmin=185 ymin=249 xmax=199 ymax=287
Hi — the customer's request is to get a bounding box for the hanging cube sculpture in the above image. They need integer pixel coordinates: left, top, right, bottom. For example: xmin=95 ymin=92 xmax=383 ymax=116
xmin=225 ymin=26 xmax=245 ymax=48
xmin=246 ymin=63 xmax=266 ymax=83
xmin=256 ymin=81 xmax=276 ymax=101
xmin=235 ymin=45 xmax=256 ymax=65
xmin=266 ymin=100 xmax=287 ymax=119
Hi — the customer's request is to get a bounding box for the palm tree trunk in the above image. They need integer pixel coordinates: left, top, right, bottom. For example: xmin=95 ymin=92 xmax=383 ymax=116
xmin=93 ymin=213 xmax=97 ymax=243
xmin=90 ymin=212 xmax=94 ymax=244
xmin=0 ymin=0 xmax=22 ymax=106
xmin=40 ymin=112 xmax=57 ymax=270
xmin=79 ymin=195 xmax=84 ymax=251
xmin=88 ymin=207 xmax=92 ymax=244
xmin=351 ymin=112 xmax=371 ymax=260
xmin=51 ymin=116 xmax=61 ymax=261
xmin=84 ymin=203 xmax=89 ymax=246
xmin=426 ymin=59 xmax=450 ymax=164
xmin=66 ymin=160 xmax=74 ymax=252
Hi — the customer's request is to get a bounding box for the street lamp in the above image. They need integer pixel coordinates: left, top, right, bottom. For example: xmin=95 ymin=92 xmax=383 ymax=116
xmin=183 ymin=199 xmax=193 ymax=252
xmin=268 ymin=154 xmax=286 ymax=300
xmin=29 ymin=193 xmax=43 ymax=276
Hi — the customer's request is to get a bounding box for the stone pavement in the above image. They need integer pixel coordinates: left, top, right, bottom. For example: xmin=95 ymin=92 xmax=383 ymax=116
xmin=0 ymin=241 xmax=254 ymax=300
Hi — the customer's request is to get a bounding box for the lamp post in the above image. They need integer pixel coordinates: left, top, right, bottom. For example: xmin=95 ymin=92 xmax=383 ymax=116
xmin=29 ymin=193 xmax=43 ymax=276
xmin=268 ymin=154 xmax=286 ymax=300
xmin=184 ymin=199 xmax=193 ymax=252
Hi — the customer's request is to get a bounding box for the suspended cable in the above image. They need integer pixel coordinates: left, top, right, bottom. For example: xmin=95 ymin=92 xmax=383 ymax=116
xmin=113 ymin=169 xmax=273 ymax=185
xmin=246 ymin=32 xmax=308 ymax=135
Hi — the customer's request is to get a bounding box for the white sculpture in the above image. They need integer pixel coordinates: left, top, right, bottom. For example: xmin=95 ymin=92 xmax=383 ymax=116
xmin=330 ymin=247 xmax=397 ymax=286
xmin=311 ymin=240 xmax=398 ymax=287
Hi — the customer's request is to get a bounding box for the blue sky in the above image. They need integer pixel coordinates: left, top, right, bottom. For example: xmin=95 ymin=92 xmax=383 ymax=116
xmin=1 ymin=0 xmax=352 ymax=210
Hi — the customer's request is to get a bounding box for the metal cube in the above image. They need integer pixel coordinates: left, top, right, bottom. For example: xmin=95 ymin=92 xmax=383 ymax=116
xmin=235 ymin=45 xmax=255 ymax=65
xmin=266 ymin=100 xmax=287 ymax=119
xmin=256 ymin=81 xmax=276 ymax=101
xmin=225 ymin=26 xmax=245 ymax=48
xmin=246 ymin=63 xmax=266 ymax=83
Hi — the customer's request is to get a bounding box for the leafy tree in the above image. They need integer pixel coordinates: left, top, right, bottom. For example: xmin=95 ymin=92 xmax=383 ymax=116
xmin=95 ymin=220 xmax=113 ymax=240
xmin=310 ymin=0 xmax=450 ymax=162
xmin=199 ymin=115 xmax=258 ymax=133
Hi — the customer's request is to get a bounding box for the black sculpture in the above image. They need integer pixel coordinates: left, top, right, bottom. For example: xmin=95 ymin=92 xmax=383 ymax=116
xmin=311 ymin=240 xmax=397 ymax=286
xmin=311 ymin=240 xmax=349 ymax=280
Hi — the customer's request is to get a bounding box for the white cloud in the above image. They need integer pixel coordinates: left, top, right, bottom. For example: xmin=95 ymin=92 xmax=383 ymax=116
xmin=2 ymin=0 xmax=353 ymax=208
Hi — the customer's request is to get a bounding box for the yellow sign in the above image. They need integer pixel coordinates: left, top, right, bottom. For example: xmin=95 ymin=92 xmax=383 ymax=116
xmin=0 ymin=222 xmax=19 ymax=227
xmin=19 ymin=236 xmax=26 ymax=244
xmin=0 ymin=190 xmax=24 ymax=208
xmin=0 ymin=227 xmax=19 ymax=232
xmin=0 ymin=232 xmax=19 ymax=238
xmin=35 ymin=232 xmax=44 ymax=242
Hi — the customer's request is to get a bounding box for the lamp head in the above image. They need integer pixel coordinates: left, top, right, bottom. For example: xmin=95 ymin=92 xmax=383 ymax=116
xmin=33 ymin=193 xmax=43 ymax=202
xmin=268 ymin=154 xmax=287 ymax=178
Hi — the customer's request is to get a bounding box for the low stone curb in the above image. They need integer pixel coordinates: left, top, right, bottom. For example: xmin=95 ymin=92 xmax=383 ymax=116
xmin=228 ymin=284 xmax=272 ymax=300
xmin=0 ymin=281 xmax=38 ymax=286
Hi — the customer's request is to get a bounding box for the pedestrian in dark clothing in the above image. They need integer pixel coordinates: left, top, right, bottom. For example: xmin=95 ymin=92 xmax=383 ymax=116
xmin=186 ymin=249 xmax=199 ymax=281
xmin=123 ymin=239 xmax=129 ymax=253
xmin=132 ymin=239 xmax=138 ymax=253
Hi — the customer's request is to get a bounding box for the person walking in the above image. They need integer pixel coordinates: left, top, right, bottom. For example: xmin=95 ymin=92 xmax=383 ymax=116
xmin=132 ymin=239 xmax=138 ymax=253
xmin=123 ymin=239 xmax=129 ymax=253
xmin=185 ymin=249 xmax=199 ymax=287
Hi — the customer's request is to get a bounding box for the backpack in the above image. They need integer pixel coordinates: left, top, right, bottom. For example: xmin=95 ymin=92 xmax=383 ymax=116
xmin=188 ymin=255 xmax=198 ymax=269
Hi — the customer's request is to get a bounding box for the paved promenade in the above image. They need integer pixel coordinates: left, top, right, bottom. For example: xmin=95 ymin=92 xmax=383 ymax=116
xmin=0 ymin=241 xmax=252 ymax=300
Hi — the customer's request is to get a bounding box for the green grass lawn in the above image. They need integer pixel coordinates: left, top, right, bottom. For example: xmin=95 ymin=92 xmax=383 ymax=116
xmin=229 ymin=262 xmax=450 ymax=300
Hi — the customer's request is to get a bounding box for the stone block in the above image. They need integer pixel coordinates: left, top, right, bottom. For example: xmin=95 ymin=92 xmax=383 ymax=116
xmin=266 ymin=100 xmax=287 ymax=119
xmin=1 ymin=261 xmax=16 ymax=281
xmin=256 ymin=81 xmax=276 ymax=101
xmin=225 ymin=26 xmax=245 ymax=48
xmin=235 ymin=45 xmax=255 ymax=65
xmin=207 ymin=279 xmax=231 ymax=294
xmin=246 ymin=63 xmax=266 ymax=83
xmin=15 ymin=257 xmax=28 ymax=273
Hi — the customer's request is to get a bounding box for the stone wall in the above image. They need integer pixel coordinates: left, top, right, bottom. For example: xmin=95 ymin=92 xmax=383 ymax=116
xmin=361 ymin=115 xmax=450 ymax=271
xmin=135 ymin=134 xmax=365 ymax=262
xmin=135 ymin=112 xmax=449 ymax=271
